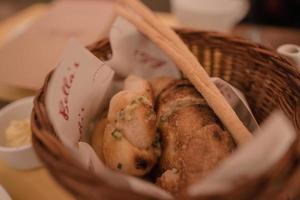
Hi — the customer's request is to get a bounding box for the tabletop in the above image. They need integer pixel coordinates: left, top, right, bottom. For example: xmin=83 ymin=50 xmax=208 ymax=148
xmin=0 ymin=4 xmax=74 ymax=200
xmin=0 ymin=160 xmax=73 ymax=200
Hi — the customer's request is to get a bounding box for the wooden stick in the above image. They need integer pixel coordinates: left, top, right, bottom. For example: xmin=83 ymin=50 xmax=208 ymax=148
xmin=115 ymin=2 xmax=253 ymax=145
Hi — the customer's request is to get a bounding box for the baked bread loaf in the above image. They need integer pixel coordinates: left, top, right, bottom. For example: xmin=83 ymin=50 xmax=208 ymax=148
xmin=155 ymin=79 xmax=236 ymax=195
xmin=102 ymin=75 xmax=160 ymax=176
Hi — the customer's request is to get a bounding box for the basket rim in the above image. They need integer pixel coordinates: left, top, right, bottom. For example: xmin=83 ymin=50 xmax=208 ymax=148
xmin=32 ymin=28 xmax=300 ymax=199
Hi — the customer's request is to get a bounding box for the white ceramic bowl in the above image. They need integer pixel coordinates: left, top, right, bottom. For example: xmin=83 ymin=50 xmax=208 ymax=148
xmin=277 ymin=44 xmax=300 ymax=68
xmin=171 ymin=0 xmax=250 ymax=32
xmin=0 ymin=96 xmax=41 ymax=170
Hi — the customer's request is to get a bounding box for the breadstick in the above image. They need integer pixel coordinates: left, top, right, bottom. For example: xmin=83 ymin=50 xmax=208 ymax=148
xmin=115 ymin=2 xmax=253 ymax=145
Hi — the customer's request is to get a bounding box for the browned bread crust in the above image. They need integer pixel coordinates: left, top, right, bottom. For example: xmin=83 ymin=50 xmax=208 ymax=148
xmin=156 ymin=80 xmax=235 ymax=195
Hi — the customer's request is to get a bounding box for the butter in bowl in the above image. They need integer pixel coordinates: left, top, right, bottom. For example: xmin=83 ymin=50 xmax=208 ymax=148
xmin=0 ymin=97 xmax=41 ymax=170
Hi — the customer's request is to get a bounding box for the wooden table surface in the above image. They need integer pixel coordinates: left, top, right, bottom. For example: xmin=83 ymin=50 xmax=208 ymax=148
xmin=0 ymin=4 xmax=74 ymax=200
xmin=0 ymin=161 xmax=74 ymax=200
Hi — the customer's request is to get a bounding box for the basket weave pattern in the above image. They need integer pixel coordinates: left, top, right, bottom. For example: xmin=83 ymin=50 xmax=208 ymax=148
xmin=32 ymin=30 xmax=300 ymax=200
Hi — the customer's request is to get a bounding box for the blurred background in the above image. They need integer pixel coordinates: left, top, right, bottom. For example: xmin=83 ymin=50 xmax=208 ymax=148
xmin=1 ymin=0 xmax=300 ymax=27
xmin=0 ymin=0 xmax=299 ymax=96
xmin=0 ymin=0 xmax=299 ymax=45
xmin=0 ymin=0 xmax=300 ymax=23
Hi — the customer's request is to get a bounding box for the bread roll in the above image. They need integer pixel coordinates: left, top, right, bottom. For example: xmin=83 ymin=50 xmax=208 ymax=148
xmin=155 ymin=79 xmax=235 ymax=195
xmin=150 ymin=76 xmax=173 ymax=99
xmin=103 ymin=75 xmax=160 ymax=176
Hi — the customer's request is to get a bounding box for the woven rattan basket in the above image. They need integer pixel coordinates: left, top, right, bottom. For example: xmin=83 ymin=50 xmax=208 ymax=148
xmin=31 ymin=29 xmax=300 ymax=200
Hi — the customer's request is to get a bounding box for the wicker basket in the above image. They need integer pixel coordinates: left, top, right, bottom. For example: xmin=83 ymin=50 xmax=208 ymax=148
xmin=31 ymin=29 xmax=300 ymax=200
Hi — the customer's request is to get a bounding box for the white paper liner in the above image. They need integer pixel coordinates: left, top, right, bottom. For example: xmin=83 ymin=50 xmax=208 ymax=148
xmin=46 ymin=39 xmax=114 ymax=149
xmin=107 ymin=18 xmax=180 ymax=79
xmin=44 ymin=17 xmax=296 ymax=198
